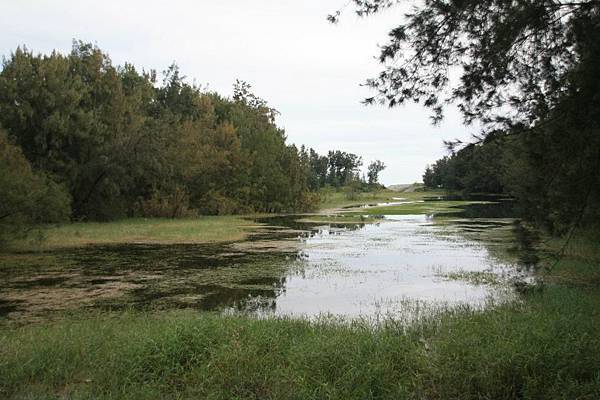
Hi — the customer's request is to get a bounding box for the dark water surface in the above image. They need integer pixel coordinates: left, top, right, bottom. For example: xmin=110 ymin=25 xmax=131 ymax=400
xmin=0 ymin=200 xmax=536 ymax=322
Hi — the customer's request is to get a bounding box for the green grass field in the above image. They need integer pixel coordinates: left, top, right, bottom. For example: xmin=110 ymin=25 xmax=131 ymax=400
xmin=316 ymin=187 xmax=433 ymax=210
xmin=8 ymin=216 xmax=259 ymax=252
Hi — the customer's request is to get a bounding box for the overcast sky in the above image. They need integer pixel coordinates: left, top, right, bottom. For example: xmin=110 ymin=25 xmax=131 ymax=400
xmin=0 ymin=0 xmax=475 ymax=185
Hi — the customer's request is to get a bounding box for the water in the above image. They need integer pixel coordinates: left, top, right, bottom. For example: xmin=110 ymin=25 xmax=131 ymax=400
xmin=255 ymin=214 xmax=517 ymax=319
xmin=0 ymin=201 xmax=536 ymax=322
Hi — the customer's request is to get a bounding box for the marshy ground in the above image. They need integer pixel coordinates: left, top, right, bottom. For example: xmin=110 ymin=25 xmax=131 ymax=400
xmin=1 ymin=190 xmax=599 ymax=399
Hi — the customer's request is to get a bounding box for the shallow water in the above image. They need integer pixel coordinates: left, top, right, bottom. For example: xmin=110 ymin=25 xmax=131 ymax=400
xmin=0 ymin=201 xmax=535 ymax=322
xmin=246 ymin=214 xmax=525 ymax=320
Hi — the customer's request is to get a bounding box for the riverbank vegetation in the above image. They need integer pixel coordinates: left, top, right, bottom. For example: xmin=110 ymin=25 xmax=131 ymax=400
xmin=1 ymin=190 xmax=598 ymax=398
xmin=347 ymin=200 xmax=490 ymax=216
xmin=4 ymin=216 xmax=259 ymax=252
xmin=318 ymin=188 xmax=395 ymax=210
xmin=422 ymin=129 xmax=600 ymax=233
xmin=341 ymin=0 xmax=600 ymax=235
xmin=1 ymin=188 xmax=598 ymax=399
xmin=1 ymin=244 xmax=598 ymax=399
xmin=2 ymin=0 xmax=600 ymax=397
xmin=2 ymin=186 xmax=438 ymax=252
xmin=0 ymin=42 xmax=388 ymax=249
xmin=2 ymin=188 xmax=426 ymax=252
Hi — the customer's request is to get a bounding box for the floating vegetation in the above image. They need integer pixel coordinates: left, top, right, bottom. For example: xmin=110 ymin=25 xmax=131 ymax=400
xmin=438 ymin=270 xmax=503 ymax=286
xmin=1 ymin=201 xmax=538 ymax=323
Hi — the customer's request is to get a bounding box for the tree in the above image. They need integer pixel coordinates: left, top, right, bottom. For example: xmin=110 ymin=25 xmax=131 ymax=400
xmin=0 ymin=42 xmax=366 ymax=220
xmin=0 ymin=130 xmax=70 ymax=246
xmin=334 ymin=1 xmax=600 ymax=230
xmin=307 ymin=148 xmax=329 ymax=190
xmin=330 ymin=1 xmax=599 ymax=128
xmin=0 ymin=42 xmax=157 ymax=219
xmin=367 ymin=160 xmax=386 ymax=186
xmin=422 ymin=166 xmax=436 ymax=189
xmin=327 ymin=150 xmax=363 ymax=187
xmin=423 ymin=140 xmax=506 ymax=194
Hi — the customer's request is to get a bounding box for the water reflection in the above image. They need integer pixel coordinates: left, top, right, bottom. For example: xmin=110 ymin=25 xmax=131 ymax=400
xmin=0 ymin=202 xmax=538 ymax=322
xmin=247 ymin=214 xmax=521 ymax=319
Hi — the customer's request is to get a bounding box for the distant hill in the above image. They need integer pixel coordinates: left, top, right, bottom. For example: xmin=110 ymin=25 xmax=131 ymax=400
xmin=387 ymin=183 xmax=424 ymax=192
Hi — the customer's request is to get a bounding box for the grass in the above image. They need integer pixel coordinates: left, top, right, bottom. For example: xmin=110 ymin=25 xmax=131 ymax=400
xmin=8 ymin=216 xmax=259 ymax=251
xmin=297 ymin=214 xmax=384 ymax=224
xmin=1 ymin=229 xmax=599 ymax=399
xmin=347 ymin=200 xmax=491 ymax=216
xmin=541 ymin=227 xmax=600 ymax=286
xmin=1 ymin=191 xmax=599 ymax=398
xmin=438 ymin=270 xmax=503 ymax=285
xmin=1 ymin=283 xmax=599 ymax=399
xmin=316 ymin=186 xmax=480 ymax=216
xmin=544 ymin=227 xmax=600 ymax=263
xmin=317 ymin=187 xmax=434 ymax=210
xmin=5 ymin=188 xmax=449 ymax=252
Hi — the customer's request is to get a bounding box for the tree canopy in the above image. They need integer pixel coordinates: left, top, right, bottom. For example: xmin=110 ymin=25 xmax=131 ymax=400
xmin=331 ymin=0 xmax=599 ymax=127
xmin=0 ymin=129 xmax=70 ymax=244
xmin=367 ymin=160 xmax=386 ymax=186
xmin=334 ymin=1 xmax=600 ymax=232
xmin=0 ymin=42 xmax=383 ymax=224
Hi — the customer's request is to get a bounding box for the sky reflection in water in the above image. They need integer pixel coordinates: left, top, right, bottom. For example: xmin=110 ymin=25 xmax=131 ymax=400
xmin=246 ymin=214 xmax=517 ymax=319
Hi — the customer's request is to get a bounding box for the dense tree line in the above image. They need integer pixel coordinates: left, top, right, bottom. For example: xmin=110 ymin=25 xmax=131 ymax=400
xmin=300 ymin=148 xmax=385 ymax=190
xmin=0 ymin=42 xmax=386 ymax=241
xmin=423 ymin=114 xmax=600 ymax=232
xmin=0 ymin=42 xmax=315 ymax=220
xmin=335 ymin=0 xmax=600 ymax=234
xmin=423 ymin=138 xmax=505 ymax=195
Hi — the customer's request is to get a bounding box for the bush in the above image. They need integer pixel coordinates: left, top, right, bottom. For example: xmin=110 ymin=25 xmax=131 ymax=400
xmin=195 ymin=190 xmax=247 ymax=215
xmin=137 ymin=186 xmax=196 ymax=218
xmin=0 ymin=131 xmax=71 ymax=247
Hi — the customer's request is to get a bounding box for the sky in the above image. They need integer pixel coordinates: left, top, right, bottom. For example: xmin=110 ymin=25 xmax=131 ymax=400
xmin=0 ymin=0 xmax=476 ymax=185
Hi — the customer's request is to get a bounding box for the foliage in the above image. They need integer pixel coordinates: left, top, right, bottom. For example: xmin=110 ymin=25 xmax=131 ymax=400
xmin=331 ymin=0 xmax=598 ymax=127
xmin=423 ymin=138 xmax=506 ymax=194
xmin=367 ymin=159 xmax=386 ymax=186
xmin=6 ymin=216 xmax=258 ymax=251
xmin=344 ymin=179 xmax=364 ymax=200
xmin=335 ymin=1 xmax=600 ymax=230
xmin=326 ymin=150 xmax=363 ymax=187
xmin=0 ymin=42 xmax=368 ymax=219
xmin=1 ymin=283 xmax=599 ymax=399
xmin=137 ymin=186 xmax=195 ymax=218
xmin=302 ymin=146 xmax=329 ymax=190
xmin=299 ymin=146 xmax=386 ymax=195
xmin=0 ymin=130 xmax=70 ymax=246
xmin=424 ymin=113 xmax=600 ymax=232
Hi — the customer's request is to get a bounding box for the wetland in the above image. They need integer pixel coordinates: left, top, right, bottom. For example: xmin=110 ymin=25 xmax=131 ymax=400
xmin=1 ymin=192 xmax=599 ymax=400
xmin=0 ymin=195 xmax=535 ymax=323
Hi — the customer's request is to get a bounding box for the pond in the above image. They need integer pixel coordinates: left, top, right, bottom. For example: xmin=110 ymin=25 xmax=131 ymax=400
xmin=0 ymin=200 xmax=538 ymax=322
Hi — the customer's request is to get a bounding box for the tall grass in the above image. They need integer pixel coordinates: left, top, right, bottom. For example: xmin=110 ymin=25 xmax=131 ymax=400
xmin=2 ymin=284 xmax=599 ymax=399
xmin=9 ymin=216 xmax=259 ymax=251
xmin=317 ymin=188 xmax=418 ymax=210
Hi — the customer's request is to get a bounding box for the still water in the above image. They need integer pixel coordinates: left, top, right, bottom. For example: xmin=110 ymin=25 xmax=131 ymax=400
xmin=0 ymin=202 xmax=534 ymax=322
xmin=256 ymin=214 xmax=518 ymax=319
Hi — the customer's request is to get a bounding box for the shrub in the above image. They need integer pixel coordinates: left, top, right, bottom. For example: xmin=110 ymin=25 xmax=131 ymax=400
xmin=0 ymin=131 xmax=71 ymax=247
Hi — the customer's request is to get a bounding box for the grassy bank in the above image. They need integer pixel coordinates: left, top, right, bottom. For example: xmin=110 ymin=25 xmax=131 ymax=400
xmin=6 ymin=188 xmax=441 ymax=251
xmin=1 ymin=281 xmax=598 ymax=399
xmin=2 ymin=192 xmax=599 ymax=398
xmin=317 ymin=187 xmax=428 ymax=211
xmin=348 ymin=200 xmax=490 ymax=216
xmin=8 ymin=216 xmax=260 ymax=252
